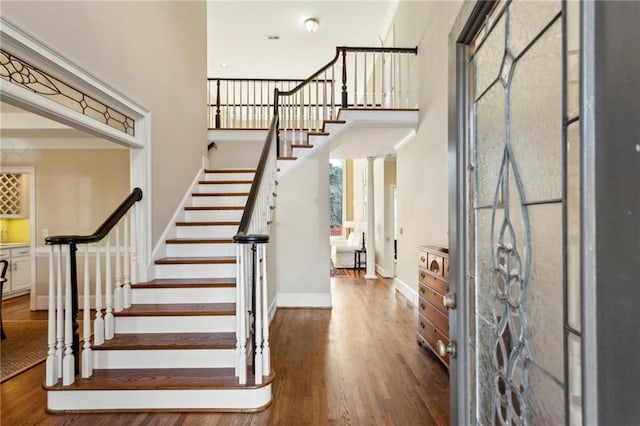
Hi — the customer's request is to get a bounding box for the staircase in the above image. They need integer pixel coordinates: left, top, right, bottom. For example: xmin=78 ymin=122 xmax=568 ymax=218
xmin=45 ymin=168 xmax=275 ymax=412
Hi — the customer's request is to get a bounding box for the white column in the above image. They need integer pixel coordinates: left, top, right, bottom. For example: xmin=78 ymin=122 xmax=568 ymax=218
xmin=365 ymin=157 xmax=376 ymax=280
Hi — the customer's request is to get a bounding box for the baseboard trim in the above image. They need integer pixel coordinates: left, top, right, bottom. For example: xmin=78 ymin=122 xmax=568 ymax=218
xmin=276 ymin=293 xmax=332 ymax=308
xmin=375 ymin=264 xmax=393 ymax=278
xmin=393 ymin=278 xmax=417 ymax=307
xmin=268 ymin=297 xmax=277 ymax=323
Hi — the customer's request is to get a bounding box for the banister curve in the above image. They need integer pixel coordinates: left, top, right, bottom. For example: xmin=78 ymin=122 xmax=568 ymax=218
xmin=45 ymin=187 xmax=143 ymax=245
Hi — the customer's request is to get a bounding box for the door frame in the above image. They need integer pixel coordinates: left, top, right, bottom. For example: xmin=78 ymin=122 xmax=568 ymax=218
xmin=447 ymin=1 xmax=640 ymax=424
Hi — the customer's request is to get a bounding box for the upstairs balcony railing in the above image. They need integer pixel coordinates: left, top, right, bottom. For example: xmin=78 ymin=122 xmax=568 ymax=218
xmin=209 ymin=46 xmax=418 ymax=135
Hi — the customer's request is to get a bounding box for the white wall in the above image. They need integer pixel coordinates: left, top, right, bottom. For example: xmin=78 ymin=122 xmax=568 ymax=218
xmin=275 ymin=146 xmax=331 ymax=307
xmin=2 ymin=1 xmax=208 ymax=247
xmin=392 ymin=1 xmax=463 ymax=296
xmin=208 ymin=141 xmax=263 ymax=169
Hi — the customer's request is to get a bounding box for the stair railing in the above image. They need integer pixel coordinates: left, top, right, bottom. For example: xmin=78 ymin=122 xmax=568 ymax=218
xmin=232 ymin=110 xmax=278 ymax=385
xmin=209 ymin=78 xmax=327 ymax=129
xmin=274 ymin=46 xmax=418 ymax=157
xmin=44 ymin=188 xmax=143 ymax=386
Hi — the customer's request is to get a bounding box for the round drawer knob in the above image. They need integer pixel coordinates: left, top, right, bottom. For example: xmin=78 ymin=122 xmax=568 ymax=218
xmin=436 ymin=339 xmax=457 ymax=358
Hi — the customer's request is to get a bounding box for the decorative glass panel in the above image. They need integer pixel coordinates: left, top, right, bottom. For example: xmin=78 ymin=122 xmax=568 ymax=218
xmin=0 ymin=50 xmax=135 ymax=136
xmin=566 ymin=0 xmax=580 ymax=120
xmin=469 ymin=2 xmax=568 ymax=424
xmin=509 ymin=0 xmax=561 ymax=58
xmin=527 ymin=203 xmax=563 ymax=381
xmin=509 ymin=19 xmax=563 ymax=204
xmin=475 ymin=84 xmax=506 ymax=208
xmin=474 ymin=15 xmax=506 ymax=98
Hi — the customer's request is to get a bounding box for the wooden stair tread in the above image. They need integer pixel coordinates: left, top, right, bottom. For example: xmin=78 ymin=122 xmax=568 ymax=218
xmin=192 ymin=192 xmax=249 ymax=197
xmin=204 ymin=169 xmax=256 ymax=173
xmin=154 ymin=256 xmax=236 ymax=265
xmin=94 ymin=332 xmax=236 ymax=350
xmin=291 ymin=144 xmax=314 ymax=148
xmin=184 ymin=206 xmax=244 ymax=211
xmin=45 ymin=368 xmax=275 ymax=390
xmin=323 ymin=120 xmax=346 ymax=124
xmin=133 ymin=278 xmax=236 ymax=288
xmin=165 ymin=238 xmax=233 ymax=244
xmin=115 ymin=303 xmax=235 ymax=316
xmin=175 ymin=221 xmax=239 ymax=226
xmin=307 ymin=132 xmax=329 ymax=136
xmin=198 ymin=180 xmax=253 ymax=184
xmin=278 ymin=156 xmax=297 ymax=161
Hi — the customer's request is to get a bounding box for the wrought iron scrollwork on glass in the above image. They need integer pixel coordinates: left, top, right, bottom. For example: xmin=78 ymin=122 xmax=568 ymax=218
xmin=0 ymin=50 xmax=134 ymax=136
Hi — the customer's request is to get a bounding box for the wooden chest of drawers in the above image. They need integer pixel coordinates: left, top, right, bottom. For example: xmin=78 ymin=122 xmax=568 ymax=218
xmin=417 ymin=245 xmax=450 ymax=368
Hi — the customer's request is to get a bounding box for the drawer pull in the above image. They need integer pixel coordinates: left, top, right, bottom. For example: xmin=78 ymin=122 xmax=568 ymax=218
xmin=420 ymin=322 xmax=425 ymax=329
xmin=420 ymin=287 xmax=425 ymax=294
xmin=420 ymin=272 xmax=426 ymax=279
xmin=420 ymin=256 xmax=425 ymax=262
xmin=420 ymin=303 xmax=425 ymax=310
xmin=443 ymin=292 xmax=457 ymax=309
xmin=437 ymin=340 xmax=457 ymax=358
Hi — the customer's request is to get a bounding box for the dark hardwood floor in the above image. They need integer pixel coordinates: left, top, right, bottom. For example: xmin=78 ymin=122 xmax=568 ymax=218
xmin=0 ymin=272 xmax=449 ymax=425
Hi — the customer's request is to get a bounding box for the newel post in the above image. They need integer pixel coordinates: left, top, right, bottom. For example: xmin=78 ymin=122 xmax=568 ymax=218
xmin=274 ymin=88 xmax=281 ymax=158
xmin=68 ymin=243 xmax=80 ymax=375
xmin=341 ymin=48 xmax=348 ymax=108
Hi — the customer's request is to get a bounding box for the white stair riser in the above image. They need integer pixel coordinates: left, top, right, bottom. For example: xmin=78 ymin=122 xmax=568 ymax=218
xmin=204 ymin=172 xmax=255 ymax=181
xmin=131 ymin=286 xmax=235 ymax=304
xmin=166 ymin=243 xmax=236 ymax=257
xmin=93 ymin=348 xmax=235 ymax=369
xmin=47 ymin=385 xmax=272 ymax=411
xmin=184 ymin=210 xmax=243 ymax=222
xmin=176 ymin=225 xmax=238 ymax=239
xmin=154 ymin=263 xmax=236 ymax=279
xmin=114 ymin=315 xmax=235 ymax=333
xmin=191 ymin=196 xmax=247 ymax=207
xmin=198 ymin=183 xmax=252 ymax=193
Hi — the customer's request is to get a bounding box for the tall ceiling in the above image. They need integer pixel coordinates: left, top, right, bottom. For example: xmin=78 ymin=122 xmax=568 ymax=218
xmin=207 ymin=1 xmax=397 ymax=79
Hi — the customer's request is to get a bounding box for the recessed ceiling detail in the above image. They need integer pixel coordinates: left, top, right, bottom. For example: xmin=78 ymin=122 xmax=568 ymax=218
xmin=0 ymin=49 xmax=135 ymax=136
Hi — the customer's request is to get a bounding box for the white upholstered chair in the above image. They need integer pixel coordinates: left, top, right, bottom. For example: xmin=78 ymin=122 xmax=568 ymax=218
xmin=330 ymin=232 xmax=363 ymax=268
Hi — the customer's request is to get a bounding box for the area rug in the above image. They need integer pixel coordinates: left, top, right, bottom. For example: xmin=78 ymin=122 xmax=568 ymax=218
xmin=1 ymin=320 xmax=48 ymax=382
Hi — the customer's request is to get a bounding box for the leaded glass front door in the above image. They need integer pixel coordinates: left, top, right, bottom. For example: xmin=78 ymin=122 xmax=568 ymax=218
xmin=461 ymin=1 xmax=582 ymax=424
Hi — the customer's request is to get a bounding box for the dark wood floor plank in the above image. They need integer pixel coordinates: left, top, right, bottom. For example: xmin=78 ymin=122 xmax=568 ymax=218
xmin=94 ymin=332 xmax=236 ymax=350
xmin=1 ymin=272 xmax=449 ymax=424
xmin=114 ymin=303 xmax=235 ymax=316
xmin=133 ymin=278 xmax=236 ymax=288
xmin=154 ymin=257 xmax=236 ymax=265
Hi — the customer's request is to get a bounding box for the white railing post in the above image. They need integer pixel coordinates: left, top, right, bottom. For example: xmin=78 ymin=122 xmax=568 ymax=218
xmin=94 ymin=240 xmax=104 ymax=346
xmin=62 ymin=245 xmax=75 ymax=385
xmin=131 ymin=204 xmax=138 ymax=295
xmin=237 ymin=244 xmax=247 ymax=385
xmin=261 ymin=243 xmax=270 ymax=377
xmin=81 ymin=244 xmax=93 ymax=378
xmin=254 ymin=243 xmax=263 ymax=384
xmin=55 ymin=245 xmax=64 ymax=378
xmin=105 ymin=233 xmax=114 ymax=339
xmin=46 ymin=245 xmax=58 ymax=386
xmin=123 ymin=213 xmax=131 ymax=308
xmin=114 ymin=222 xmax=123 ymax=312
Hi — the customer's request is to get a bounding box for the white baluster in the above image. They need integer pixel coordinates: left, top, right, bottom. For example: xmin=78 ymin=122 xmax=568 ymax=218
xmin=323 ymin=70 xmax=328 ymax=124
xmin=82 ymin=244 xmax=93 ymax=378
xmin=398 ymin=52 xmax=403 ymax=109
xmin=373 ymin=52 xmax=377 ymax=107
xmin=331 ymin=65 xmax=335 ymax=119
xmin=131 ymin=204 xmax=138 ymax=291
xmin=235 ymin=244 xmax=241 ymax=378
xmin=114 ymin=223 xmax=123 ymax=312
xmin=261 ymin=244 xmax=270 ymax=377
xmin=390 ymin=52 xmax=396 ymax=108
xmin=46 ymin=245 xmax=58 ymax=386
xmin=315 ymin=78 xmax=319 ymax=131
xmin=123 ymin=213 xmax=131 ymax=309
xmin=254 ymin=244 xmax=263 ymax=384
xmin=94 ymin=241 xmax=104 ymax=346
xmin=364 ymin=52 xmax=368 ymax=106
xmin=406 ymin=53 xmax=411 ymax=108
xmin=104 ymin=234 xmax=114 ymax=339
xmin=382 ymin=52 xmax=387 ymax=107
xmin=237 ymin=244 xmax=247 ymax=385
xmin=354 ymin=52 xmax=358 ymax=106
xmin=62 ymin=245 xmax=75 ymax=385
xmin=55 ymin=245 xmax=64 ymax=378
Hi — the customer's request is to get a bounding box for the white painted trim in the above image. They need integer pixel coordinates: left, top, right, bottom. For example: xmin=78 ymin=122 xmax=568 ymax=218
xmin=268 ymin=296 xmax=277 ymax=324
xmin=277 ymin=293 xmax=332 ymax=308
xmin=148 ymin=166 xmax=204 ymax=279
xmin=393 ymin=129 xmax=416 ymax=151
xmin=375 ymin=263 xmax=393 ymax=278
xmin=393 ymin=277 xmax=417 ymax=307
xmin=0 ymin=18 xmax=152 ymax=285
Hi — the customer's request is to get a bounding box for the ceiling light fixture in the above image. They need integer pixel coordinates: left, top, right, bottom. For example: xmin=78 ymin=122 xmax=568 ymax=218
xmin=304 ymin=18 xmax=319 ymax=33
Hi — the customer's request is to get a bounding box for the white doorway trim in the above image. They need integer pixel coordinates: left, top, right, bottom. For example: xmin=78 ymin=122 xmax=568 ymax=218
xmin=0 ymin=17 xmax=152 ymax=283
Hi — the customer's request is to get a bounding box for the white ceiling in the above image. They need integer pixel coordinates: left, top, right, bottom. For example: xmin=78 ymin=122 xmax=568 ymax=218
xmin=207 ymin=1 xmax=397 ymax=79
